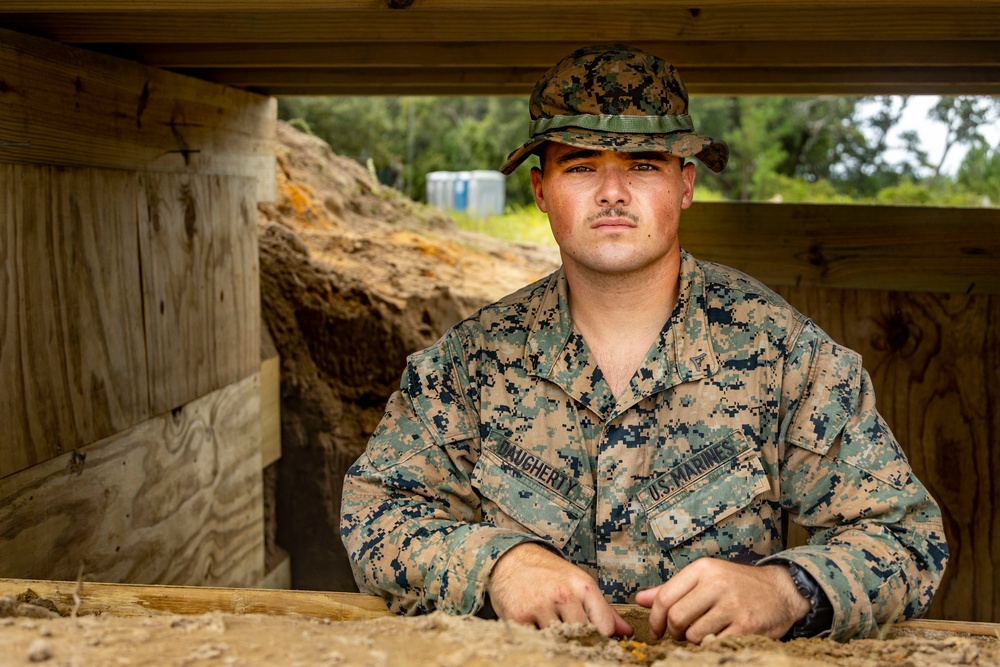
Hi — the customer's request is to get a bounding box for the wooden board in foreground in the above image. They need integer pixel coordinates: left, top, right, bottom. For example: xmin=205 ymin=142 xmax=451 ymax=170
xmin=0 ymin=579 xmax=390 ymax=623
xmin=2 ymin=579 xmax=998 ymax=638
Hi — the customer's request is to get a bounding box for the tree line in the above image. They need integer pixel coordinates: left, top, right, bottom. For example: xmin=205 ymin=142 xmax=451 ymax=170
xmin=278 ymin=95 xmax=1000 ymax=208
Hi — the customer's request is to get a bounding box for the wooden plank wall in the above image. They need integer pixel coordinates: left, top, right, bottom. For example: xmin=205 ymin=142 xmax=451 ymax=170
xmin=0 ymin=166 xmax=148 ymax=475
xmin=684 ymin=201 xmax=1000 ymax=623
xmin=0 ymin=375 xmax=262 ymax=586
xmin=0 ymin=27 xmax=276 ymax=202
xmin=0 ymin=29 xmax=272 ymax=588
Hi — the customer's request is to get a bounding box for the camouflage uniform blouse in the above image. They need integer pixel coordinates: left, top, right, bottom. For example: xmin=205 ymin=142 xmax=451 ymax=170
xmin=341 ymin=251 xmax=948 ymax=640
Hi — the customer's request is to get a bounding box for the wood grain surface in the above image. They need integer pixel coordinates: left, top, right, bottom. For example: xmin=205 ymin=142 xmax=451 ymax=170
xmin=260 ymin=355 xmax=281 ymax=469
xmin=683 ymin=202 xmax=1000 ymax=294
xmin=139 ymin=172 xmax=260 ymax=416
xmin=0 ymin=165 xmax=149 ymax=479
xmin=0 ymin=28 xmax=276 ymax=202
xmin=4 ymin=6 xmax=998 ymax=43
xmin=0 ymin=374 xmax=263 ymax=587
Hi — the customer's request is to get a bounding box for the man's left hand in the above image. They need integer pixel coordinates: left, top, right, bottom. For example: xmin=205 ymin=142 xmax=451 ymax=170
xmin=634 ymin=558 xmax=811 ymax=643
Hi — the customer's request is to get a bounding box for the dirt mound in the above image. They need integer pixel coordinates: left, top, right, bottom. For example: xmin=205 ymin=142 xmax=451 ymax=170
xmin=258 ymin=122 xmax=559 ymax=590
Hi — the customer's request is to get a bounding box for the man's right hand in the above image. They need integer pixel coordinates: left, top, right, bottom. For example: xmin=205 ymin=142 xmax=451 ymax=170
xmin=486 ymin=542 xmax=633 ymax=637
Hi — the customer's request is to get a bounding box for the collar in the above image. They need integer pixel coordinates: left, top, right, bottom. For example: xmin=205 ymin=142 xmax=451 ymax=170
xmin=523 ymin=250 xmax=719 ymax=420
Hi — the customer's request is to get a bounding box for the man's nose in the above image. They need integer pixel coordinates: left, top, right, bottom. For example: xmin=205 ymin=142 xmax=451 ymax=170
xmin=596 ymin=168 xmax=631 ymax=207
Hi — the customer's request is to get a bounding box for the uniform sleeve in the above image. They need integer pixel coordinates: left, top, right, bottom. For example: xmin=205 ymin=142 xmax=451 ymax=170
xmin=759 ymin=324 xmax=949 ymax=640
xmin=339 ymin=333 xmax=543 ymax=616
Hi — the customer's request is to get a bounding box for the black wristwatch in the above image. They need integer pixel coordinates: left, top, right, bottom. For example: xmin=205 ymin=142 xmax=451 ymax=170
xmin=782 ymin=561 xmax=834 ymax=639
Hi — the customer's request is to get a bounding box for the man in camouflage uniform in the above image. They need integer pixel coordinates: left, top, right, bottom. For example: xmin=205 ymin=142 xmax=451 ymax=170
xmin=340 ymin=44 xmax=948 ymax=643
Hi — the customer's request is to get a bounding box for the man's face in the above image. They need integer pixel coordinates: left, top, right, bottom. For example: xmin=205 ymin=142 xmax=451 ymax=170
xmin=530 ymin=142 xmax=696 ymax=279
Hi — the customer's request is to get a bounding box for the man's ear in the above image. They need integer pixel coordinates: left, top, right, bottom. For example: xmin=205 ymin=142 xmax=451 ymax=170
xmin=530 ymin=166 xmax=548 ymax=213
xmin=680 ymin=161 xmax=697 ymax=210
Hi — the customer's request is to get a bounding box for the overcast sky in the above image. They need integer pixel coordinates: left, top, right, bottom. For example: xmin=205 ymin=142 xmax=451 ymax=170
xmin=874 ymin=96 xmax=1000 ymax=175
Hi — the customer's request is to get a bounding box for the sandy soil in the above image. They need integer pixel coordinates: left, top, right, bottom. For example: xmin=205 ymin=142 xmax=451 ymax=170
xmin=2 ymin=597 xmax=997 ymax=667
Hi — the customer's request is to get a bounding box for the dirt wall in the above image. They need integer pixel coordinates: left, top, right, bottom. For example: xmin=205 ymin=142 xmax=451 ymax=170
xmin=257 ymin=123 xmax=558 ymax=590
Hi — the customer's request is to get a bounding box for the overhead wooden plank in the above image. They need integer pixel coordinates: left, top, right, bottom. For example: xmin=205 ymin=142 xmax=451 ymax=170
xmin=190 ymin=65 xmax=1000 ymax=97
xmin=0 ymin=165 xmax=149 ymax=480
xmin=681 ymin=202 xmax=1000 ymax=294
xmin=102 ymin=40 xmax=1000 ymax=69
xmin=770 ymin=287 xmax=998 ymax=622
xmin=3 ymin=7 xmax=998 ymax=43
xmin=8 ymin=1 xmax=996 ymax=11
xmin=247 ymin=80 xmax=1000 ymax=96
xmin=139 ymin=172 xmax=260 ymax=416
xmin=0 ymin=27 xmax=276 ymax=202
xmin=0 ymin=373 xmax=264 ymax=587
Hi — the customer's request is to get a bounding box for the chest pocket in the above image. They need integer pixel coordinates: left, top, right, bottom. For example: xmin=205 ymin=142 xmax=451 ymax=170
xmin=637 ymin=430 xmax=771 ymax=565
xmin=472 ymin=430 xmax=594 ymax=550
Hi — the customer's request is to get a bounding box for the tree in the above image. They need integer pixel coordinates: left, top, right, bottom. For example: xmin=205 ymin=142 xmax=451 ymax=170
xmin=278 ymin=96 xmax=535 ymax=207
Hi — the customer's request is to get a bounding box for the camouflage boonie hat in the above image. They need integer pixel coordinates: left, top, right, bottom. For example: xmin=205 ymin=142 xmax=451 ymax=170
xmin=499 ymin=44 xmax=729 ymax=175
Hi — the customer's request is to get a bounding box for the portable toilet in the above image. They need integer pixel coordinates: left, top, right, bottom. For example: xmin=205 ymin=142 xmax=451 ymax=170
xmin=453 ymin=171 xmax=471 ymax=212
xmin=467 ymin=170 xmax=506 ymax=219
xmin=425 ymin=171 xmax=456 ymax=210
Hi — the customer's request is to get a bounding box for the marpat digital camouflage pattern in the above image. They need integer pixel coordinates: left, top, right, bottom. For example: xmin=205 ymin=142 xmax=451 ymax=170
xmin=341 ymin=251 xmax=948 ymax=641
xmin=499 ymin=44 xmax=729 ymax=175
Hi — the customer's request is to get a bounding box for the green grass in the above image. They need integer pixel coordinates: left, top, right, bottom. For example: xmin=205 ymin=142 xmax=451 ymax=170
xmin=451 ymin=203 xmax=557 ymax=247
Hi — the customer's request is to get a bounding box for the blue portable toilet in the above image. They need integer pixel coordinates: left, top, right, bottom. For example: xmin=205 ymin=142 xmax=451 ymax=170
xmin=426 ymin=170 xmax=505 ymax=218
xmin=453 ymin=171 xmax=471 ymax=211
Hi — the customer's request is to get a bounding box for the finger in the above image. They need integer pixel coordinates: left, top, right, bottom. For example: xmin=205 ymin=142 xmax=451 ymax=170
xmin=634 ymin=586 xmax=661 ymax=608
xmin=685 ymin=610 xmax=732 ymax=645
xmin=556 ymin=601 xmax=589 ymax=626
xmin=532 ymin=608 xmax=561 ymax=630
xmin=612 ymin=609 xmax=634 ymax=638
xmin=583 ymin=599 xmax=622 ymax=637
xmin=647 ymin=572 xmax=700 ymax=640
xmin=664 ymin=587 xmax=717 ymax=642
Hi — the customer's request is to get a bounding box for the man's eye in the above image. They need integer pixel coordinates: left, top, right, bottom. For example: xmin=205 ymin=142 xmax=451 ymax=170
xmin=633 ymin=163 xmax=657 ymax=171
xmin=566 ymin=165 xmax=591 ymax=173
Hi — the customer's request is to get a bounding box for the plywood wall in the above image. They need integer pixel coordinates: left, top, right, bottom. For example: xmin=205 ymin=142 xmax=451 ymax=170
xmin=1 ymin=165 xmax=260 ymax=479
xmin=685 ymin=201 xmax=1000 ymax=623
xmin=0 ymin=374 xmax=263 ymax=587
xmin=1 ymin=166 xmax=149 ymax=476
xmin=0 ymin=29 xmax=273 ymax=589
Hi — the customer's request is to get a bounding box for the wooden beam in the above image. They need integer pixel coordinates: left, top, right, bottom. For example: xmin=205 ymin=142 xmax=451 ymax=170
xmin=98 ymin=40 xmax=1000 ymax=69
xmin=681 ymin=202 xmax=1000 ymax=294
xmin=3 ymin=7 xmax=998 ymax=43
xmin=249 ymin=83 xmax=1000 ymax=97
xmin=186 ymin=65 xmax=1000 ymax=89
xmin=8 ymin=1 xmax=999 ymax=11
xmin=0 ymin=27 xmax=276 ymax=202
xmin=0 ymin=579 xmax=389 ymax=621
xmin=0 ymin=374 xmax=263 ymax=587
xmin=260 ymin=355 xmax=281 ymax=469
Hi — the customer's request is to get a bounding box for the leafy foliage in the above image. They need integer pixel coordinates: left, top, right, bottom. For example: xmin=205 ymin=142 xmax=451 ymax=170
xmin=279 ymin=95 xmax=999 ymax=209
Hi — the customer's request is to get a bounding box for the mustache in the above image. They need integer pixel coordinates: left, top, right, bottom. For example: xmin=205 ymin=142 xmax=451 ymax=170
xmin=587 ymin=206 xmax=639 ymax=224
